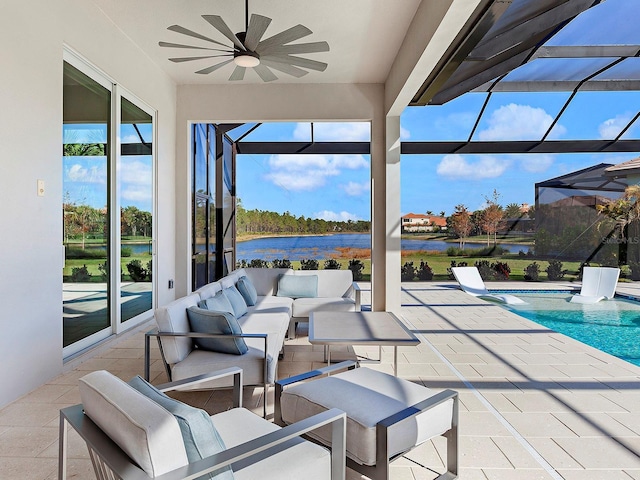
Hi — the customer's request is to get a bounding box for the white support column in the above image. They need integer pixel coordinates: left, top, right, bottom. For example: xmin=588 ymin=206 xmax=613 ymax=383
xmin=385 ymin=116 xmax=402 ymax=313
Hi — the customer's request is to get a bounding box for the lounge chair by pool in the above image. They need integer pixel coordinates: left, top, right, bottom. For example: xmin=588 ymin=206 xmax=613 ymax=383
xmin=570 ymin=266 xmax=620 ymax=304
xmin=451 ymin=266 xmax=526 ymax=305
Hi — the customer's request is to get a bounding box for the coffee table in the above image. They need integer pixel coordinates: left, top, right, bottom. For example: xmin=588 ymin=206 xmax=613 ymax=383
xmin=308 ymin=311 xmax=420 ymax=376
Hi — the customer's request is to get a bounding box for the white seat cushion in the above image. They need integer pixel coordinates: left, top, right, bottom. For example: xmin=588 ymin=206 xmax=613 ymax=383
xmin=212 ymin=408 xmax=331 ymax=480
xmin=280 ymin=368 xmax=454 ymax=466
xmin=292 ymin=297 xmax=355 ymax=318
xmin=249 ymin=295 xmax=293 ymax=316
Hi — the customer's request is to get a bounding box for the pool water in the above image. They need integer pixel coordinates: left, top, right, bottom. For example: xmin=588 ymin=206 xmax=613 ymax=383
xmin=497 ymin=291 xmax=640 ymax=367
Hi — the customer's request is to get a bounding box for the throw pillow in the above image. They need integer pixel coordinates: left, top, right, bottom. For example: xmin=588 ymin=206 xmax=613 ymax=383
xmin=236 ymin=276 xmax=258 ymax=306
xmin=198 ymin=290 xmax=234 ymax=314
xmin=186 ymin=306 xmax=248 ymax=355
xmin=128 ymin=375 xmax=234 ymax=480
xmin=277 ymin=274 xmax=318 ymax=298
xmin=223 ymin=285 xmax=248 ymax=317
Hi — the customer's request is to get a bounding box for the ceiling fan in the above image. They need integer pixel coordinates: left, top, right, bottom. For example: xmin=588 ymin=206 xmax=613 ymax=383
xmin=159 ymin=0 xmax=329 ymax=82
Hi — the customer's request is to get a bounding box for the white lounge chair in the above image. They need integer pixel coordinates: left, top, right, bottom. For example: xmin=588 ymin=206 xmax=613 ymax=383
xmin=570 ymin=266 xmax=620 ymax=304
xmin=451 ymin=266 xmax=526 ymax=305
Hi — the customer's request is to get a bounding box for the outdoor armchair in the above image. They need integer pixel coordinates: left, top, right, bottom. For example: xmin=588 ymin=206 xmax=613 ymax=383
xmin=59 ymin=367 xmax=347 ymax=480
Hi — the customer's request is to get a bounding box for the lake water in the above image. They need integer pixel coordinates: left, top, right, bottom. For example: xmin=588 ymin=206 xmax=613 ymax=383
xmin=237 ymin=233 xmax=529 ymax=261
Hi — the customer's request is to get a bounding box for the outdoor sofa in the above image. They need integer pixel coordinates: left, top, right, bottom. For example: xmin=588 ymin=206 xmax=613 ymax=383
xmin=145 ymin=267 xmax=360 ymax=416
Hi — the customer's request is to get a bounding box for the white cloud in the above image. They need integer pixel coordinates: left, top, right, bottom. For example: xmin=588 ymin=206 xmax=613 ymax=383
xmin=400 ymin=126 xmax=411 ymax=140
xmin=313 ymin=210 xmax=360 ymax=221
xmin=340 ymin=181 xmax=370 ymax=196
xmin=517 ymin=154 xmax=555 ymax=173
xmin=598 ymin=113 xmax=633 ymax=139
xmin=264 ymin=154 xmax=368 ymax=191
xmin=67 ymin=163 xmax=106 ymax=184
xmin=121 ymin=160 xmax=152 ymax=185
xmin=293 ymin=122 xmax=370 ymax=141
xmin=122 ymin=185 xmax=152 ymax=203
xmin=436 ymin=154 xmax=510 ymax=179
xmin=479 ymin=103 xmax=566 ymax=141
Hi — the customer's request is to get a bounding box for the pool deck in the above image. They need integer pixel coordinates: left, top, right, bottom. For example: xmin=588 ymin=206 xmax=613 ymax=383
xmin=1 ymin=281 xmax=639 ymax=479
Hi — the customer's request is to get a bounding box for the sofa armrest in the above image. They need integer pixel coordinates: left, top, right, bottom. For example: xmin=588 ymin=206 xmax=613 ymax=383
xmin=376 ymin=389 xmax=458 ymax=473
xmin=145 ymin=328 xmax=267 ymax=382
xmin=155 ymin=367 xmax=243 ymax=409
xmin=352 ymin=282 xmax=361 ymax=311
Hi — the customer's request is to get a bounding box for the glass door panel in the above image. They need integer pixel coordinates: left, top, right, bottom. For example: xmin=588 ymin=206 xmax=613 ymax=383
xmin=62 ymin=61 xmax=111 ymax=347
xmin=120 ymin=97 xmax=153 ymax=322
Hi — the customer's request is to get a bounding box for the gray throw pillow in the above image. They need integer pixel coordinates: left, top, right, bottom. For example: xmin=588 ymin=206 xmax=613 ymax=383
xmin=198 ymin=290 xmax=234 ymax=314
xmin=128 ymin=375 xmax=234 ymax=480
xmin=223 ymin=285 xmax=248 ymax=317
xmin=186 ymin=306 xmax=248 ymax=355
xmin=236 ymin=276 xmax=258 ymax=306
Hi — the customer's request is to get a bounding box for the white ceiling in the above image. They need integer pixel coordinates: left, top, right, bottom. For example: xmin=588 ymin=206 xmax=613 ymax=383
xmin=93 ymin=0 xmax=422 ymax=85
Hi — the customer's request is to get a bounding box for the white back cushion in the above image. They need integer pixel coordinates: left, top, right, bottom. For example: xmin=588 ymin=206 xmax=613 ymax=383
xmin=293 ymin=270 xmax=353 ymax=298
xmin=154 ymin=293 xmax=200 ymax=364
xmin=195 ymin=281 xmax=223 ymax=301
xmin=79 ymin=370 xmax=188 ymax=477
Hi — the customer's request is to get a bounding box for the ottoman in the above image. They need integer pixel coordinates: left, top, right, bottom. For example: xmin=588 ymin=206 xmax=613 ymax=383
xmin=276 ymin=362 xmax=458 ymax=480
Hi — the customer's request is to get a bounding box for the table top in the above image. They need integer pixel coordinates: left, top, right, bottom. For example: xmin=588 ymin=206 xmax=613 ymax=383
xmin=309 ymin=311 xmax=420 ymax=346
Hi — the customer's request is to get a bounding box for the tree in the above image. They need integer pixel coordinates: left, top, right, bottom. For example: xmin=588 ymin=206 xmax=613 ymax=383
xmin=449 ymin=204 xmax=473 ymax=249
xmin=439 ymin=210 xmax=446 ymax=217
xmin=504 ymin=203 xmax=523 ymax=219
xmin=481 ymin=190 xmax=504 ymax=246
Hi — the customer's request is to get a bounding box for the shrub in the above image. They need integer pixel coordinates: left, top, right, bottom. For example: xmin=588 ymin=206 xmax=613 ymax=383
xmin=126 ymin=259 xmax=148 ymax=282
xmin=628 ymin=261 xmax=640 ymax=281
xmin=300 ymin=258 xmax=319 ymax=270
xmin=237 ymin=259 xmax=248 ymax=269
xmin=524 ymin=262 xmax=540 ymax=281
xmin=545 ymin=259 xmax=566 ymax=281
xmin=98 ymin=261 xmax=108 ymax=281
xmin=348 ymin=259 xmax=364 ymax=281
xmin=248 ymin=259 xmax=270 ymax=268
xmin=146 ymin=260 xmax=152 ymax=281
xmin=121 ymin=246 xmax=132 ymax=258
xmin=446 ymin=246 xmax=463 ymax=256
xmin=272 ymin=259 xmax=292 ymax=269
xmin=474 ymin=260 xmax=493 ymax=280
xmin=417 ymin=260 xmax=434 ymax=281
xmin=65 ymin=247 xmax=106 ymax=259
xmin=71 ymin=264 xmax=91 ymax=282
xmin=493 ymin=261 xmax=511 ymax=280
xmin=323 ymin=259 xmax=341 ymax=270
xmin=401 ymin=262 xmax=416 ymax=281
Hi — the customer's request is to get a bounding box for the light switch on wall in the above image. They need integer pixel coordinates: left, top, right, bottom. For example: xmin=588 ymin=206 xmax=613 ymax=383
xmin=37 ymin=179 xmax=45 ymax=196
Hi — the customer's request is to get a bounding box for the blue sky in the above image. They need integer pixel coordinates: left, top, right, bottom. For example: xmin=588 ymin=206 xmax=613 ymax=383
xmin=63 ymin=123 xmax=153 ymax=212
xmin=236 ymin=89 xmax=640 ymax=220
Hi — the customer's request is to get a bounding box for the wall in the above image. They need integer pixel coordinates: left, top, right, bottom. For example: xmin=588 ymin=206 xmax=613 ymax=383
xmin=174 ymin=84 xmax=387 ymax=303
xmin=0 ymin=0 xmax=176 ymax=408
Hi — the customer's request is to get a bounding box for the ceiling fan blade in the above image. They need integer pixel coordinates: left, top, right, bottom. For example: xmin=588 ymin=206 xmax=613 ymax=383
xmin=169 ymin=54 xmax=232 ymax=63
xmin=261 ymin=59 xmax=308 ymax=78
xmin=258 ymin=41 xmax=329 ymax=56
xmin=195 ymin=59 xmax=234 ymax=75
xmin=244 ymin=14 xmax=272 ymax=51
xmin=159 ymin=41 xmax=232 ymax=53
xmin=229 ymin=66 xmax=246 ymax=81
xmin=257 ymin=24 xmax=312 ymax=51
xmin=253 ymin=64 xmax=278 ymax=82
xmin=263 ymin=55 xmax=328 ymax=72
xmin=202 ymin=15 xmax=245 ymax=51
xmin=167 ymin=25 xmax=229 ymax=48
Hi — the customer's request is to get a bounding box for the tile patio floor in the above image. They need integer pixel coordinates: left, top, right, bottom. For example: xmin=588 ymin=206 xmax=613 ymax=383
xmin=1 ymin=282 xmax=639 ymax=479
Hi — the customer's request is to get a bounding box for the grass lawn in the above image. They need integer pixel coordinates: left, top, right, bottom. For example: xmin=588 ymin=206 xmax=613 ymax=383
xmin=63 ymin=254 xmax=152 ymax=282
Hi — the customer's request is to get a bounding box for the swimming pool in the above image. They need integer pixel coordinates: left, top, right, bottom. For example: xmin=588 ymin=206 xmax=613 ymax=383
xmin=496 ymin=291 xmax=640 ymax=367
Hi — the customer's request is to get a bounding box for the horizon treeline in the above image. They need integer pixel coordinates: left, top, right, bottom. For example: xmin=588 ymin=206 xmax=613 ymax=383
xmin=237 ymin=203 xmax=370 ymax=234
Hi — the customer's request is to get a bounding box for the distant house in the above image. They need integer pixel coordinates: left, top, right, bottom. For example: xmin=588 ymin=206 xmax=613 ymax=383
xmin=402 ymin=213 xmax=447 ymax=232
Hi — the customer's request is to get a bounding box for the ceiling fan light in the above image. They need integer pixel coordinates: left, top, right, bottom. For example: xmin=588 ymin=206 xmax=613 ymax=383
xmin=234 ymin=53 xmax=260 ymax=67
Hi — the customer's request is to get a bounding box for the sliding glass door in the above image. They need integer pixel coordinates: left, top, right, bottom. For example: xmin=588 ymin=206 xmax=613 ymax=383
xmin=63 ymin=51 xmax=155 ymax=356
